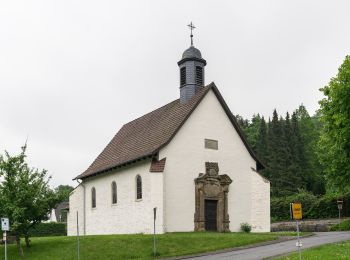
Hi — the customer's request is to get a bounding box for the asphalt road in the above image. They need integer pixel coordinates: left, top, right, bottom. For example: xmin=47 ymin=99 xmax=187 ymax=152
xmin=185 ymin=232 xmax=350 ymax=260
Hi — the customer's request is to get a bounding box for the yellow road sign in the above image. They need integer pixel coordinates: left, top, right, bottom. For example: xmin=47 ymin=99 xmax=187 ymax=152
xmin=292 ymin=202 xmax=302 ymax=220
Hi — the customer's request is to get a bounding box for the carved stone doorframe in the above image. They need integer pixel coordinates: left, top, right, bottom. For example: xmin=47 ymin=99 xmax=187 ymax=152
xmin=194 ymin=162 xmax=232 ymax=232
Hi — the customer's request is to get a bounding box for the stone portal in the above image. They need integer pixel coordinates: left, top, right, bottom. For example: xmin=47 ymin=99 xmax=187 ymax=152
xmin=194 ymin=162 xmax=232 ymax=232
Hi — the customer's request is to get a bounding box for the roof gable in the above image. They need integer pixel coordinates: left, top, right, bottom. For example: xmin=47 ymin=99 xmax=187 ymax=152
xmin=75 ymin=83 xmax=263 ymax=180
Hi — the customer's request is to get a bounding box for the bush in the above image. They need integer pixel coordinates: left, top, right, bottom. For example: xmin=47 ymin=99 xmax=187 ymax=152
xmin=330 ymin=219 xmax=350 ymax=231
xmin=28 ymin=222 xmax=67 ymax=237
xmin=271 ymin=191 xmax=350 ymax=221
xmin=240 ymin=222 xmax=252 ymax=233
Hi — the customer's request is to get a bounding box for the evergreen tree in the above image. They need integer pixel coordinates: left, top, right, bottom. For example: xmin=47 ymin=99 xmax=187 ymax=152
xmin=290 ymin=112 xmax=307 ymax=190
xmin=282 ymin=112 xmax=297 ymax=193
xmin=256 ymin=116 xmax=268 ymax=164
xmin=266 ymin=110 xmax=287 ymax=196
xmin=237 ymin=106 xmax=325 ymax=197
xmin=235 ymin=114 xmax=249 ymax=129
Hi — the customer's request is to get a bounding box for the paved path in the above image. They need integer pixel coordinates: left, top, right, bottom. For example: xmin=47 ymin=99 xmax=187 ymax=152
xmin=185 ymin=232 xmax=350 ymax=260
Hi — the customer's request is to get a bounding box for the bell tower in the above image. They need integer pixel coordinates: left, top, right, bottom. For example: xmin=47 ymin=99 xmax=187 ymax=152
xmin=178 ymin=22 xmax=207 ymax=103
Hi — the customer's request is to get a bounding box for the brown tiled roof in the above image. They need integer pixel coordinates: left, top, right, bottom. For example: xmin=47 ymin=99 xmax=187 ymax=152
xmin=150 ymin=158 xmax=167 ymax=172
xmin=75 ymin=82 xmax=263 ymax=180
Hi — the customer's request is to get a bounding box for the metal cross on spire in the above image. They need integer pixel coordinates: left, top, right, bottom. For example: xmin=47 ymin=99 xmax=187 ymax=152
xmin=188 ymin=22 xmax=196 ymax=46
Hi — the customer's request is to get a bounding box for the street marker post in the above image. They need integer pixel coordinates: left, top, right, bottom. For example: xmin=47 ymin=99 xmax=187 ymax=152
xmin=153 ymin=207 xmax=157 ymax=257
xmin=290 ymin=202 xmax=302 ymax=260
xmin=1 ymin=217 xmax=10 ymax=260
xmin=337 ymin=199 xmax=343 ymax=224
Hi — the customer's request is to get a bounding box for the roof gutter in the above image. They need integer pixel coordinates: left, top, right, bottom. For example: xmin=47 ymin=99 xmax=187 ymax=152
xmin=75 ymin=154 xmax=154 ymax=181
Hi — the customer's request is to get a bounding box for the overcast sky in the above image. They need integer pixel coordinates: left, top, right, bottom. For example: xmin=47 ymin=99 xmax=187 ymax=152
xmin=1 ymin=0 xmax=349 ymax=187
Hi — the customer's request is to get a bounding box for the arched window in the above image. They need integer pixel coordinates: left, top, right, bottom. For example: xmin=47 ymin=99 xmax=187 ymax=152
xmin=136 ymin=175 xmax=142 ymax=200
xmin=111 ymin=181 xmax=117 ymax=204
xmin=91 ymin=187 xmax=96 ymax=208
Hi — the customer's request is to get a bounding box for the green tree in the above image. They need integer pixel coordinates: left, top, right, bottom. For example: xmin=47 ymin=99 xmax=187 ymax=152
xmin=295 ymin=105 xmax=325 ymax=194
xmin=246 ymin=114 xmax=262 ymax=151
xmin=55 ymin=185 xmax=74 ymax=202
xmin=318 ymin=55 xmax=350 ymax=191
xmin=0 ymin=145 xmax=59 ymax=255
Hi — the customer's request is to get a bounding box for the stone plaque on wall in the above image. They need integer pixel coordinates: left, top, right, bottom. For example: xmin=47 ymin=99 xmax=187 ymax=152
xmin=204 ymin=139 xmax=218 ymax=150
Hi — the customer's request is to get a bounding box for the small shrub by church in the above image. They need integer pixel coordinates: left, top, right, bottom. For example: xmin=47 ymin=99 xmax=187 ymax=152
xmin=240 ymin=222 xmax=252 ymax=233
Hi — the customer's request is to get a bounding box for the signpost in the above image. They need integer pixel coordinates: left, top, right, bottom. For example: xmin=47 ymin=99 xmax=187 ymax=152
xmin=153 ymin=207 xmax=157 ymax=257
xmin=76 ymin=211 xmax=80 ymax=260
xmin=337 ymin=200 xmax=343 ymax=223
xmin=290 ymin=203 xmax=302 ymax=260
xmin=1 ymin=217 xmax=10 ymax=260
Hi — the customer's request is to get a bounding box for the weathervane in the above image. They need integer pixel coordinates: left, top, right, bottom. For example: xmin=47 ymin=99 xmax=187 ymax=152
xmin=188 ymin=22 xmax=196 ymax=46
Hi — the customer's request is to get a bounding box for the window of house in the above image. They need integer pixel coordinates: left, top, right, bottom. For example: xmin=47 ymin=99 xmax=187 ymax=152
xmin=205 ymin=139 xmax=218 ymax=150
xmin=180 ymin=67 xmax=186 ymax=86
xmin=91 ymin=187 xmax=96 ymax=208
xmin=136 ymin=175 xmax=142 ymax=200
xmin=196 ymin=66 xmax=203 ymax=85
xmin=111 ymin=181 xmax=117 ymax=204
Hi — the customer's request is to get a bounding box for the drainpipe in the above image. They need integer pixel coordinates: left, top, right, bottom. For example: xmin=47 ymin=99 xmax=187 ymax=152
xmin=76 ymin=179 xmax=86 ymax=235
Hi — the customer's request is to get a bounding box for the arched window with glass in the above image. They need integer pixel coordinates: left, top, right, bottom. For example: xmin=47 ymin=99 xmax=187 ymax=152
xmin=136 ymin=175 xmax=142 ymax=200
xmin=111 ymin=181 xmax=117 ymax=204
xmin=91 ymin=187 xmax=96 ymax=208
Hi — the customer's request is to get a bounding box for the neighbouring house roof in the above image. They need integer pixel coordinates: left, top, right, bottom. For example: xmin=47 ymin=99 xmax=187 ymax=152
xmin=54 ymin=201 xmax=69 ymax=222
xmin=75 ymin=82 xmax=264 ymax=180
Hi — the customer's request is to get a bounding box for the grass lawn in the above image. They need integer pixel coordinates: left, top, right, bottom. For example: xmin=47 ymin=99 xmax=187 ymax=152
xmin=0 ymin=232 xmax=299 ymax=260
xmin=276 ymin=240 xmax=350 ymax=260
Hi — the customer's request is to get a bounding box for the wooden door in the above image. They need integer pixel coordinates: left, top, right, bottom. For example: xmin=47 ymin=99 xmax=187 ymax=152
xmin=205 ymin=200 xmax=217 ymax=231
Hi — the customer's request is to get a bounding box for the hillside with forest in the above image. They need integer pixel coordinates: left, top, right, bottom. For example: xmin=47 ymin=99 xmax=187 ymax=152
xmin=236 ymin=105 xmax=324 ymax=197
xmin=236 ymin=55 xmax=350 ymax=220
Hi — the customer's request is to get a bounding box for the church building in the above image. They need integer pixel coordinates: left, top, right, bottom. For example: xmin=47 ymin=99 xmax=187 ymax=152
xmin=67 ymin=26 xmax=270 ymax=235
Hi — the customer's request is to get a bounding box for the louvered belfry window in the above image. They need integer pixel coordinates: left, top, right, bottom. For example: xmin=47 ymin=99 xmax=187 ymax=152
xmin=196 ymin=66 xmax=203 ymax=85
xmin=136 ymin=175 xmax=142 ymax=200
xmin=111 ymin=181 xmax=117 ymax=204
xmin=180 ymin=67 xmax=186 ymax=86
xmin=91 ymin=187 xmax=96 ymax=208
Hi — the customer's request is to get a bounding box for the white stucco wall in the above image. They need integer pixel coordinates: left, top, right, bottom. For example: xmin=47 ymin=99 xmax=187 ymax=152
xmin=68 ymin=88 xmax=270 ymax=235
xmin=67 ymin=160 xmax=164 ymax=235
xmin=251 ymin=170 xmax=271 ymax=232
xmin=67 ymin=184 xmax=85 ymax=236
xmin=159 ymin=89 xmax=270 ymax=232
